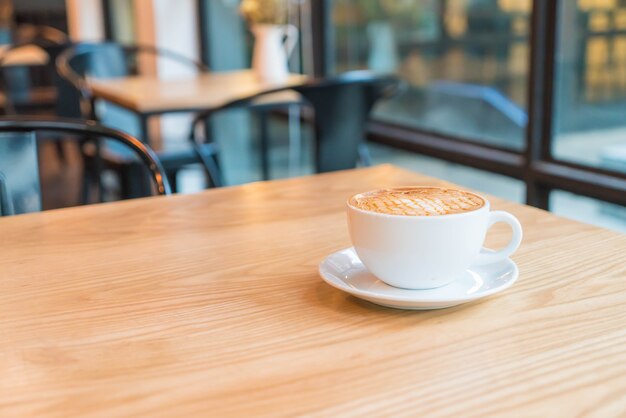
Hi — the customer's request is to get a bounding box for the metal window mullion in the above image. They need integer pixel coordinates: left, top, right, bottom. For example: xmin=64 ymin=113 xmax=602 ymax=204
xmin=524 ymin=0 xmax=560 ymax=209
xmin=311 ymin=0 xmax=330 ymax=77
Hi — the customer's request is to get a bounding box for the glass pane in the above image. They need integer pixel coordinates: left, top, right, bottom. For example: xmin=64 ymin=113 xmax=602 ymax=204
xmin=369 ymin=143 xmax=526 ymax=202
xmin=188 ymin=109 xmax=527 ymax=201
xmin=329 ymin=0 xmax=532 ymax=150
xmin=551 ymin=190 xmax=626 ymax=233
xmin=553 ymin=1 xmax=626 ymax=174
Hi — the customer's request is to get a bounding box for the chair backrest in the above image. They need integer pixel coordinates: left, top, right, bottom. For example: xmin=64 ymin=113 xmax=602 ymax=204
xmin=57 ymin=42 xmax=209 ymax=98
xmin=290 ymin=72 xmax=400 ymax=172
xmin=189 ymin=71 xmax=401 ymax=173
xmin=44 ymin=42 xmax=81 ymax=118
xmin=0 ymin=42 xmax=51 ymax=114
xmin=0 ymin=25 xmax=70 ymax=114
xmin=0 ymin=116 xmax=170 ymax=216
xmin=56 ymin=42 xmax=209 ymax=135
xmin=53 ymin=42 xmax=129 ymax=121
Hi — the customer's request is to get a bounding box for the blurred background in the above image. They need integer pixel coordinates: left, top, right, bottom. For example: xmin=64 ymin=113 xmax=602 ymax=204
xmin=1 ymin=0 xmax=625 ymax=232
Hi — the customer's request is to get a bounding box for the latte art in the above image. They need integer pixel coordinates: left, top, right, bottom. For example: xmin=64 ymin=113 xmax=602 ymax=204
xmin=349 ymin=187 xmax=485 ymax=216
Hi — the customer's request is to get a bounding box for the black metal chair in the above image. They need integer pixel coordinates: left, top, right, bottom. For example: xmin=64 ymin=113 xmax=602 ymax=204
xmin=59 ymin=41 xmax=314 ymax=190
xmin=0 ymin=116 xmax=170 ymax=216
xmin=189 ymin=71 xmax=401 ymax=184
xmin=56 ymin=41 xmax=211 ymax=194
xmin=0 ymin=25 xmax=70 ymax=115
xmin=0 ymin=42 xmax=42 ymax=113
xmin=0 ymin=40 xmax=75 ymax=165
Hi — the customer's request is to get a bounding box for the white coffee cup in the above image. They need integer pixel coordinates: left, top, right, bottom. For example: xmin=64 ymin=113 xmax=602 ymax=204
xmin=347 ymin=187 xmax=523 ymax=289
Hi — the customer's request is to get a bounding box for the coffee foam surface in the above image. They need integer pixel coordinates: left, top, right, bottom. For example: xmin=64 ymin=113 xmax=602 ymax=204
xmin=349 ymin=187 xmax=485 ymax=216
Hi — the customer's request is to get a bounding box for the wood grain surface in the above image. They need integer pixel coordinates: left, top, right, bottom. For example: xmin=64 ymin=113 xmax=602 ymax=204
xmin=88 ymin=70 xmax=306 ymax=114
xmin=1 ymin=165 xmax=625 ymax=417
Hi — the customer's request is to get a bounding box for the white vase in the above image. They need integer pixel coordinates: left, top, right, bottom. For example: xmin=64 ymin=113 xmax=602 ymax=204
xmin=367 ymin=21 xmax=399 ymax=73
xmin=251 ymin=24 xmax=298 ymax=83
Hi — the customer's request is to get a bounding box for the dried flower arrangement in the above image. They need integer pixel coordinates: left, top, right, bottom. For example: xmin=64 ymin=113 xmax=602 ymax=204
xmin=240 ymin=0 xmax=289 ymax=25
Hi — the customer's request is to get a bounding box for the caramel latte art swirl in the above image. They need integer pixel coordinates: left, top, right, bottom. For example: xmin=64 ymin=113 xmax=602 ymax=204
xmin=349 ymin=187 xmax=485 ymax=216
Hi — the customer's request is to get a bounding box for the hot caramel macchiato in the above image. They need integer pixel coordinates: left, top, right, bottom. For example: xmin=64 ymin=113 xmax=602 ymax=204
xmin=349 ymin=187 xmax=485 ymax=217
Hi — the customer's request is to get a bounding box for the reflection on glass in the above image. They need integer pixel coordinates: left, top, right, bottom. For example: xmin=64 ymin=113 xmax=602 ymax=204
xmin=553 ymin=0 xmax=626 ymax=174
xmin=330 ymin=0 xmax=532 ymax=150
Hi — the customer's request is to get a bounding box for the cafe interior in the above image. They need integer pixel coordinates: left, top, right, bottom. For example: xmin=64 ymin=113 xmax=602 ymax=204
xmin=1 ymin=0 xmax=626 ymax=416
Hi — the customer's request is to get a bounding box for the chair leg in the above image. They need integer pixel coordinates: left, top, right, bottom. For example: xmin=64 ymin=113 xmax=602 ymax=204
xmin=54 ymin=140 xmax=66 ymax=163
xmin=80 ymin=150 xmax=101 ymax=205
xmin=206 ymin=156 xmax=221 ymax=188
xmin=119 ymin=163 xmax=150 ymax=199
xmin=358 ymin=143 xmax=373 ymax=167
xmin=199 ymin=144 xmax=223 ymax=188
xmin=166 ymin=169 xmax=178 ymax=194
xmin=258 ymin=110 xmax=270 ymax=181
xmin=80 ymin=167 xmax=93 ymax=205
xmin=287 ymin=105 xmax=302 ymax=176
xmin=92 ymin=139 xmax=106 ymax=203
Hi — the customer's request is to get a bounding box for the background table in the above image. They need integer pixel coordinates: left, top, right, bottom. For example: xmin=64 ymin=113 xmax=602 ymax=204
xmin=89 ymin=70 xmax=306 ymax=141
xmin=1 ymin=165 xmax=625 ymax=417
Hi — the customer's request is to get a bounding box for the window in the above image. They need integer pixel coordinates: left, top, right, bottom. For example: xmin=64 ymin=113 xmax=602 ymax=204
xmin=552 ymin=189 xmax=626 ymax=233
xmin=329 ymin=0 xmax=532 ymax=150
xmin=192 ymin=0 xmax=625 ymax=227
xmin=552 ymin=0 xmax=626 ymax=174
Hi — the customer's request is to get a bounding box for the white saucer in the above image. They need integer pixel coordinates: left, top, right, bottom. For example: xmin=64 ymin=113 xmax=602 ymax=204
xmin=319 ymin=247 xmax=519 ymax=310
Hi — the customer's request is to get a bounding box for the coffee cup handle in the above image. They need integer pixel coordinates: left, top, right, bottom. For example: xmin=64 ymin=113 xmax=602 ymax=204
xmin=475 ymin=211 xmax=523 ymax=265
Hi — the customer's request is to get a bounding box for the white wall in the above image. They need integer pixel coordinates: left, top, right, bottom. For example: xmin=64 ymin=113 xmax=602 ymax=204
xmin=129 ymin=0 xmax=199 ymax=78
xmin=131 ymin=0 xmax=200 ymax=144
xmin=65 ymin=0 xmax=104 ymax=41
xmin=66 ymin=0 xmax=199 ymax=74
xmin=152 ymin=0 xmax=199 ymax=78
xmin=65 ymin=0 xmax=201 ymax=164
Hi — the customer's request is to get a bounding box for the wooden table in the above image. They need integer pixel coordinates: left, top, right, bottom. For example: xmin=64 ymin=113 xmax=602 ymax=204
xmin=89 ymin=70 xmax=306 ymax=139
xmin=89 ymin=70 xmax=306 ymax=116
xmin=1 ymin=165 xmax=625 ymax=417
xmin=89 ymin=69 xmax=306 ymax=179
